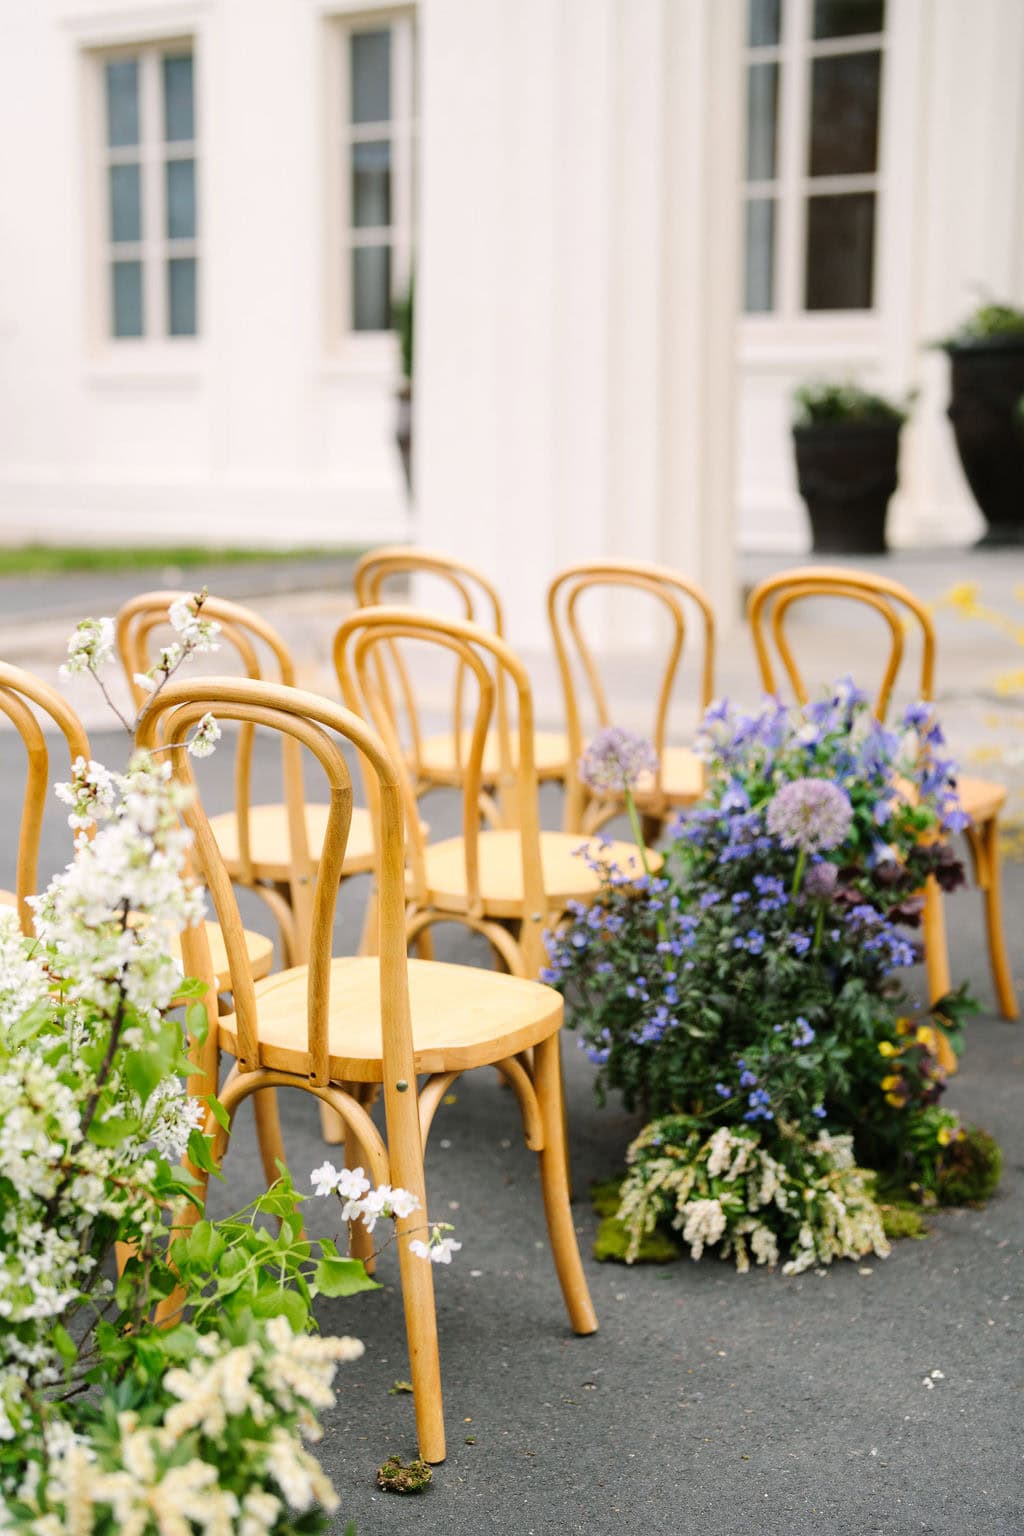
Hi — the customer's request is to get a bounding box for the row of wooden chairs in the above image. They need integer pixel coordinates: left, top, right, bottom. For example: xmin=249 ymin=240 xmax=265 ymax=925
xmin=1 ymin=550 xmax=1016 ymax=1465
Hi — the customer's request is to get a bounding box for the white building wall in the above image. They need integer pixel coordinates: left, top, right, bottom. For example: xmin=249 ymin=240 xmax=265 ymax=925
xmin=414 ymin=0 xmax=743 ymax=650
xmin=737 ymin=0 xmax=1024 ymax=553
xmin=0 ymin=0 xmax=412 ymax=548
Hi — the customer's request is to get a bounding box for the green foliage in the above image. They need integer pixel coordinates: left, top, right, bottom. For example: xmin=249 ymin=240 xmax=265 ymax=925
xmin=879 ymin=1201 xmax=930 ymax=1240
xmin=793 ymin=380 xmax=910 ymax=426
xmin=941 ymin=301 xmax=1024 ymax=347
xmin=0 ymin=544 xmax=367 ymax=576
xmin=393 ymin=275 xmax=414 ymax=381
xmin=935 ymin=1124 xmax=1003 ymax=1206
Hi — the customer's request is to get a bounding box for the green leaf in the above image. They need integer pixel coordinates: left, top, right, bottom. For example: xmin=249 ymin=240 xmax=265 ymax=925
xmin=185 ymin=1219 xmax=226 ymax=1270
xmin=205 ymin=1094 xmax=230 ymax=1132
xmin=125 ymin=1049 xmax=166 ymax=1108
xmin=313 ymin=1254 xmax=380 ymax=1298
xmin=186 ymin=1002 xmax=209 ymax=1046
xmin=51 ymin=1323 xmax=77 ymax=1366
xmin=172 ymin=975 xmax=209 ymax=1000
xmin=89 ymin=1113 xmax=140 ymax=1147
xmin=251 ymin=1289 xmax=310 ymax=1330
xmin=187 ymin=1128 xmax=219 ymax=1174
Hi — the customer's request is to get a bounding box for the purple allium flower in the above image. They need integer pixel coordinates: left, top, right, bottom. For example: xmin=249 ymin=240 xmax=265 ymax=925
xmin=579 ymin=726 xmax=658 ymax=793
xmin=803 ymin=861 xmax=839 ymax=900
xmin=766 ymin=777 xmax=853 ymax=854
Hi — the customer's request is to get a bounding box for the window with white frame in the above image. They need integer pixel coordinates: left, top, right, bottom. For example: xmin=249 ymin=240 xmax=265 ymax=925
xmin=331 ymin=13 xmax=416 ymax=339
xmin=742 ymin=0 xmax=885 ymax=316
xmin=96 ymin=42 xmax=198 ymax=340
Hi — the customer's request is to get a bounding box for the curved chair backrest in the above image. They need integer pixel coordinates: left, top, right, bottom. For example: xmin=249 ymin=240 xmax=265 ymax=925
xmin=0 ymin=661 xmax=91 ymax=933
xmin=547 ymin=559 xmax=716 ymax=792
xmin=334 ymin=606 xmax=547 ymax=925
xmin=747 ymin=566 xmax=936 ymax=720
xmin=116 ymin=592 xmax=316 ymax=889
xmin=354 ymin=547 xmax=509 ymax=782
xmin=137 ymin=677 xmax=414 ymax=1090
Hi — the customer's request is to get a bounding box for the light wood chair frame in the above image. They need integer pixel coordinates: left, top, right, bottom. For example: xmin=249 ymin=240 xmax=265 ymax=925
xmin=355 ymin=546 xmax=570 ymax=823
xmin=748 ymin=565 xmax=1017 ymax=1020
xmin=334 ymin=606 xmax=552 ymax=978
xmin=118 ymin=591 xmax=375 ymax=969
xmin=547 ymin=559 xmax=716 ymax=834
xmin=0 ymin=661 xmax=91 ymax=934
xmin=138 ymin=676 xmax=596 ymax=1464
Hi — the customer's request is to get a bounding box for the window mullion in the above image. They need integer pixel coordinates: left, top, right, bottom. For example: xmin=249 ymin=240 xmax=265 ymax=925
xmin=777 ymin=0 xmax=809 ymax=321
xmin=391 ymin=14 xmax=414 ymax=297
xmin=141 ymin=48 xmax=165 ymax=339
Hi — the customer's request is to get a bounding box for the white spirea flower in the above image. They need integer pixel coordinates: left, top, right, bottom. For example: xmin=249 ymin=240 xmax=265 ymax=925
xmin=309 ymin=1161 xmax=341 ymax=1197
xmin=54 ymin=757 xmax=119 ymax=831
xmin=59 ymin=616 xmax=115 ymax=679
xmin=187 ymin=713 xmax=221 ymax=759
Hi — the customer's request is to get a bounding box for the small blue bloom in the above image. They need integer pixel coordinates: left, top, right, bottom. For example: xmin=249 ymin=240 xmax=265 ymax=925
xmin=811 ymin=1104 xmax=827 ymax=1120
xmin=739 ymin=1069 xmax=758 ymax=1089
xmin=714 ymin=1082 xmax=733 ymax=1099
xmin=793 ymin=1017 xmax=815 ymax=1047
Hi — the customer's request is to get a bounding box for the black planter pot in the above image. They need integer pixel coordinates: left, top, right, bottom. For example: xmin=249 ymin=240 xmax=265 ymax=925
xmin=945 ymin=337 xmax=1024 ymax=546
xmin=792 ymin=419 xmax=901 ymax=555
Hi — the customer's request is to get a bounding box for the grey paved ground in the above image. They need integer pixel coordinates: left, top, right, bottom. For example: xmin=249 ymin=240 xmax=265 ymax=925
xmin=14 ymin=719 xmax=1024 ymax=1536
xmin=3 ymin=547 xmax=1023 ymax=1532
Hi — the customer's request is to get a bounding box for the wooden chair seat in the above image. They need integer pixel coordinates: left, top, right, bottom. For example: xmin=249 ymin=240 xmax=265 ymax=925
xmin=414 ymin=728 xmax=570 ymax=784
xmin=416 ymin=830 xmax=662 ymax=919
xmin=221 ymin=955 xmax=563 ymax=1083
xmin=0 ymin=890 xmax=273 ymax=996
xmin=206 ymin=803 xmax=376 ymax=882
xmin=632 ymin=745 xmax=705 ymax=807
xmin=957 ymin=774 xmax=1006 ymax=826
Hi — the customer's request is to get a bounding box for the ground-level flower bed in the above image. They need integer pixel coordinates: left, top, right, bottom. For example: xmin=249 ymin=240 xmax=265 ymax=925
xmin=547 ymin=683 xmax=1002 ymax=1275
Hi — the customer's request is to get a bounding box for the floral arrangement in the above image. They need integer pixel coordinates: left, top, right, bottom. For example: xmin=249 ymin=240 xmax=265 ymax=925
xmin=1 ymin=598 xmax=457 ymax=1530
xmin=617 ymin=1119 xmax=890 ymax=1276
xmin=546 ymin=681 xmax=994 ymax=1270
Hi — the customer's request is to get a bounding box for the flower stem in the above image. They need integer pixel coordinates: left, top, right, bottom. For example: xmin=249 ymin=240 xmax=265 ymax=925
xmin=624 ymin=787 xmax=652 ymax=878
xmin=791 ymin=847 xmax=807 ymax=899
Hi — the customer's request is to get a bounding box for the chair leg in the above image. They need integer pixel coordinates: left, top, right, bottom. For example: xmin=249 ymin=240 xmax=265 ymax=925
xmin=253 ymin=1086 xmax=289 ymax=1185
xmin=532 ymin=1033 xmax=598 ymax=1336
xmin=922 ymin=873 xmax=952 ymax=1006
xmin=976 ymin=818 xmax=1019 ymax=1021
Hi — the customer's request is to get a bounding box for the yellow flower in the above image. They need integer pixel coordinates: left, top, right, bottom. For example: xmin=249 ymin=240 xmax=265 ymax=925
xmin=937 ymin=1126 xmax=954 ymax=1147
xmin=881 ymin=1075 xmax=902 ymax=1092
xmin=944 ymin=582 xmax=980 ymax=615
xmin=915 ymin=1024 xmax=935 ymax=1047
xmin=878 ymin=1040 xmax=899 ymax=1058
xmin=884 ymin=1092 xmax=905 ymax=1107
xmin=895 ymin=1016 xmax=914 ymax=1036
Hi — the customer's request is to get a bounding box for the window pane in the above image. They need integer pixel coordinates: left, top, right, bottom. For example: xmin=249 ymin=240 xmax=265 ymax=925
xmin=810 ymin=50 xmax=884 ymax=175
xmin=746 ymin=62 xmax=779 ymax=181
xmin=166 ymin=158 xmax=196 ymax=239
xmin=352 ymin=140 xmax=391 ymax=228
xmin=112 ymin=260 xmax=144 ymax=337
xmin=352 ymin=245 xmax=391 ymax=330
xmin=109 ymin=163 xmax=141 ymax=243
xmin=748 ymin=0 xmax=782 ymax=46
xmin=804 ymin=192 xmax=875 ymax=309
xmin=808 ymin=51 xmax=881 ymax=176
xmin=351 ymin=29 xmax=390 ymax=124
xmin=105 ymin=59 xmax=139 ymax=148
xmin=744 ymin=198 xmax=775 ymax=312
xmin=168 ymin=257 xmax=197 ymax=335
xmin=813 ymin=0 xmax=885 ymax=39
xmin=163 ymin=54 xmax=195 ymax=141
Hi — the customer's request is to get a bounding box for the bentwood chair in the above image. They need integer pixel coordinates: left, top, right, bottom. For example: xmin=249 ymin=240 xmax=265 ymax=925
xmin=354 ymin=546 xmax=570 ymax=820
xmin=117 ymin=592 xmax=377 ymax=969
xmin=138 ymin=676 xmax=597 ymax=1465
xmin=547 ymin=560 xmax=716 ymax=838
xmin=334 ymin=607 xmax=660 ymax=979
xmin=748 ymin=566 xmax=1017 ymax=1021
xmin=0 ymin=658 xmax=274 ymax=1014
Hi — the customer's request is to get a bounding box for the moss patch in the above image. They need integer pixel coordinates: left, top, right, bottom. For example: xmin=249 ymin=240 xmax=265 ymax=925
xmin=376 ymin=1457 xmax=433 ymax=1494
xmin=593 ymin=1214 xmax=682 ymax=1264
xmin=879 ymin=1202 xmax=930 ymax=1240
xmin=937 ymin=1126 xmax=1003 ymax=1206
xmin=590 ymin=1178 xmax=627 ymax=1219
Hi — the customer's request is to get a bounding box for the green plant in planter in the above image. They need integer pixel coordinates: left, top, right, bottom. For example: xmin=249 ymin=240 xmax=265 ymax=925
xmin=937 ymin=300 xmax=1024 ymax=544
xmin=791 ymin=382 xmax=912 ymax=554
xmin=393 ymin=276 xmax=414 ymax=494
xmin=793 ymin=380 xmax=910 ymax=426
xmin=393 ymin=275 xmax=414 ymax=383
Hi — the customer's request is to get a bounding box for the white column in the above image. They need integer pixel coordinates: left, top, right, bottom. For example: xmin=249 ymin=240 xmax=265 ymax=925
xmin=415 ymin=0 xmax=742 ymax=650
